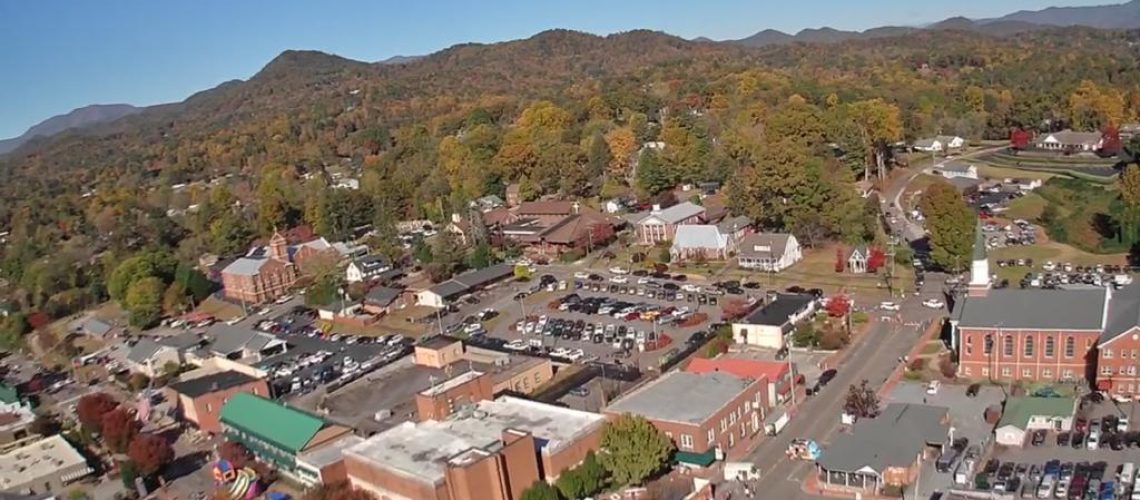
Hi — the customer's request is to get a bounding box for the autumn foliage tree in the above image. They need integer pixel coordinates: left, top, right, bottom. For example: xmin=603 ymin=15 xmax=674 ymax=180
xmin=1009 ymin=128 xmax=1032 ymax=150
xmin=127 ymin=433 xmax=174 ymax=477
xmin=302 ymin=481 xmax=375 ymax=500
xmin=101 ymin=407 xmax=142 ymax=454
xmin=825 ymin=295 xmax=851 ymax=317
xmin=843 ymin=380 xmax=880 ymax=419
xmin=218 ymin=441 xmax=253 ymax=468
xmin=76 ymin=392 xmax=118 ymax=433
xmin=866 ymin=247 xmax=886 ymax=273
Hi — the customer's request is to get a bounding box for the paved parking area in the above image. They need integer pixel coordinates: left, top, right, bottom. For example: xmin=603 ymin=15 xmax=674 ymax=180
xmin=487 ymin=286 xmax=723 ymax=370
xmin=886 ymin=381 xmax=1005 ymax=497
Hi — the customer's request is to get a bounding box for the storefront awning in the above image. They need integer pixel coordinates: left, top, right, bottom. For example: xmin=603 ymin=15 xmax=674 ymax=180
xmin=674 ymin=449 xmax=717 ymax=467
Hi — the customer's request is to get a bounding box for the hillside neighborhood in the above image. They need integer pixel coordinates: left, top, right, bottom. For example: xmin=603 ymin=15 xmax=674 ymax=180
xmin=9 ymin=2 xmax=1140 ymax=500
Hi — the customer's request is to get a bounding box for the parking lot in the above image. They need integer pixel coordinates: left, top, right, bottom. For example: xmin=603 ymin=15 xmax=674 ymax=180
xmin=481 ymin=274 xmax=729 ymax=370
xmin=249 ymin=307 xmax=413 ymax=398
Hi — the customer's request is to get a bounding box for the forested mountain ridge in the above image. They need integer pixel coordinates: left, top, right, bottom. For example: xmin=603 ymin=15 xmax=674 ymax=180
xmin=3 ymin=25 xmax=1140 ymax=321
xmin=0 ymin=103 xmax=141 ymax=155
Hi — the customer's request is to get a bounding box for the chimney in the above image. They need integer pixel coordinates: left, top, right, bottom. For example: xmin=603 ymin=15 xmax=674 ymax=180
xmin=572 ymin=201 xmax=580 ymax=214
xmin=651 ymin=204 xmax=662 ymax=213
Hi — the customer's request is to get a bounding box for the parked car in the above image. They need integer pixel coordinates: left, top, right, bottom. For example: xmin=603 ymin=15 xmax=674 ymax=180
xmin=879 ymin=301 xmax=900 ymax=311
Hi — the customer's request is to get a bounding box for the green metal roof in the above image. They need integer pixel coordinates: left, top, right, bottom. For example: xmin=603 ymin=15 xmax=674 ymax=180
xmin=674 ymin=448 xmax=717 ymax=467
xmin=997 ymin=396 xmax=1076 ymax=429
xmin=219 ymin=393 xmax=326 ymax=453
xmin=0 ymin=384 xmax=18 ymax=405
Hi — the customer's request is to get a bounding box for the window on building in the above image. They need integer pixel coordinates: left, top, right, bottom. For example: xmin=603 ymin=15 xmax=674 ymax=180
xmin=708 ymin=429 xmax=715 ymax=444
xmin=1024 ymin=336 xmax=1034 ymax=358
xmin=1102 ymin=366 xmax=1113 ymax=376
xmin=1003 ymin=335 xmax=1014 ymax=357
xmin=984 ymin=335 xmax=994 ymax=355
xmin=966 ymin=345 xmax=973 ymax=356
xmin=680 ymin=434 xmax=693 ymax=450
xmin=730 ymin=412 xmax=737 ymax=425
xmin=1042 ymin=369 xmax=1053 ymax=378
xmin=1105 ymin=349 xmax=1114 ymax=359
xmin=1130 ymin=366 xmax=1137 ymax=376
xmin=1121 ymin=366 xmax=1127 ymax=375
xmin=1001 ymin=367 xmax=1012 ymax=377
xmin=982 ymin=367 xmax=990 ymax=377
xmin=964 ymin=367 xmax=972 ymax=376
xmin=1044 ymin=336 xmax=1055 ymax=358
xmin=1063 ymin=369 xmax=1074 ymax=380
xmin=721 ymin=418 xmax=728 ymax=432
xmin=1065 ymin=337 xmax=1075 ymax=358
xmin=1022 ymin=368 xmax=1032 ymax=378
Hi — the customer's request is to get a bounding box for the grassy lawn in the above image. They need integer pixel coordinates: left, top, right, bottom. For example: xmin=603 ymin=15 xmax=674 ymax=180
xmin=1002 ymin=193 xmax=1050 ymax=221
xmin=919 ymin=340 xmax=944 ymax=356
xmin=975 ymin=164 xmax=1059 ymax=182
xmin=196 ymin=296 xmax=243 ymax=320
xmin=721 ymin=244 xmax=914 ymax=297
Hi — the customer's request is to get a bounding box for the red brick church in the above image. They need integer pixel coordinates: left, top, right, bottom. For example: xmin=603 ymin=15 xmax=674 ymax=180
xmin=951 ymin=225 xmax=1140 ymax=397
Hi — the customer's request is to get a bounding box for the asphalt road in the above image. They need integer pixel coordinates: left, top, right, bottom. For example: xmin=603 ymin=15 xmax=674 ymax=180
xmin=741 ymin=318 xmax=922 ymax=498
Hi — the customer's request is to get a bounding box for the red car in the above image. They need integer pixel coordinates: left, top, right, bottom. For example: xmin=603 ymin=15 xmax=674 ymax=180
xmin=1075 ymin=417 xmax=1089 ymax=432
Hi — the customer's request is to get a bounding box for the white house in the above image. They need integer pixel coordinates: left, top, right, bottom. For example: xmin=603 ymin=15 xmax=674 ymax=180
xmin=629 ymin=202 xmax=706 ymax=245
xmin=846 ymin=246 xmax=869 ymax=274
xmin=346 ymin=255 xmax=392 ymax=283
xmin=994 ymin=397 xmax=1076 ymax=447
xmin=1034 ymin=130 xmax=1103 ymax=152
xmin=935 ymin=163 xmax=978 ymax=180
xmin=913 ymin=135 xmax=965 ymax=153
xmin=670 ymin=225 xmax=734 ymax=261
xmin=737 ymin=233 xmax=802 ymax=272
xmin=731 ymin=294 xmax=817 ymax=350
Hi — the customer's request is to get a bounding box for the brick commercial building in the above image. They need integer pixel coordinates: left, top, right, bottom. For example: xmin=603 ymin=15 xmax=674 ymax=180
xmin=414 ymin=337 xmax=555 ymax=396
xmin=951 ymin=224 xmax=1140 ymax=397
xmin=685 ymin=357 xmax=790 ymax=407
xmin=220 ymin=393 xmax=353 ymax=485
xmin=344 ymin=397 xmax=606 ymax=500
xmin=604 ymin=371 xmax=767 ymax=467
xmin=0 ymin=435 xmax=93 ymax=494
xmin=415 ymin=371 xmax=495 ymax=422
xmin=168 ymin=370 xmax=270 ymax=434
xmin=221 ymin=231 xmax=298 ymax=304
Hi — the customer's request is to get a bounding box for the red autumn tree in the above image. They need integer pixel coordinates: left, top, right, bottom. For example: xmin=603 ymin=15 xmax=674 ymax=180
xmin=867 ymin=247 xmax=887 ymax=273
xmin=76 ymin=392 xmax=118 ymax=433
xmin=128 ymin=433 xmax=174 ymax=477
xmin=218 ymin=441 xmax=253 ymax=468
xmin=101 ymin=407 xmax=141 ymax=453
xmin=302 ymin=481 xmax=376 ymax=500
xmin=835 ymin=247 xmax=845 ymax=273
xmin=1010 ymin=128 xmax=1032 ymax=150
xmin=721 ymin=298 xmax=752 ymax=320
xmin=1101 ymin=126 xmax=1123 ymax=156
xmin=825 ymin=295 xmax=851 ymax=317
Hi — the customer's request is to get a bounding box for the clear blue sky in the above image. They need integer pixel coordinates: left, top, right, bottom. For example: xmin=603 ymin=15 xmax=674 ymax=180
xmin=0 ymin=0 xmax=1109 ymax=138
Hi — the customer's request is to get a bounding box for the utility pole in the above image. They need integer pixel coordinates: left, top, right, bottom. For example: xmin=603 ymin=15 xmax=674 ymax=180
xmin=886 ymin=236 xmax=897 ymax=298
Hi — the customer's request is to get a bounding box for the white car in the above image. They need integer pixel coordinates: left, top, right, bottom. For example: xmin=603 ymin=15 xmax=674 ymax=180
xmin=463 ymin=323 xmax=483 ymax=334
xmin=1042 ymin=261 xmax=1057 ymax=271
xmin=610 ymin=276 xmax=628 ymax=284
xmin=574 ymin=271 xmax=590 ymax=279
xmin=609 ymin=266 xmax=630 ymax=275
xmin=879 ymin=302 xmax=900 ymax=311
xmin=926 ymin=380 xmax=940 ymax=395
xmin=257 ymin=307 xmax=273 ymax=316
xmin=922 ymin=299 xmax=945 ymax=309
xmin=637 ymin=277 xmax=651 ymax=284
xmin=225 ymin=315 xmax=247 ymax=325
xmin=682 ymin=284 xmax=701 ymax=293
xmin=274 ymin=294 xmax=293 ymax=304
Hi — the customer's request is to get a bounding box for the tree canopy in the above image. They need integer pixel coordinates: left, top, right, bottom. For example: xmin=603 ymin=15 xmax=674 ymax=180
xmin=598 ymin=414 xmax=674 ymax=486
xmin=919 ymin=181 xmax=977 ymax=272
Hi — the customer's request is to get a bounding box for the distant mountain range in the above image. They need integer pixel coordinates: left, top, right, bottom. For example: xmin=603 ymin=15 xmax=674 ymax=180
xmin=721 ymin=0 xmax=1140 ymax=46
xmin=5 ymin=1 xmax=1139 ymax=150
xmin=0 ymin=104 xmax=140 ymax=155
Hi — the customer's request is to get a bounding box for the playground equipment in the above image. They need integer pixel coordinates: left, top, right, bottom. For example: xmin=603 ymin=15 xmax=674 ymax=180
xmin=212 ymin=460 xmax=263 ymax=500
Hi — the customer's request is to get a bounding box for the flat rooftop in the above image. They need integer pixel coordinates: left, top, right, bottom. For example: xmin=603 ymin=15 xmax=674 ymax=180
xmin=0 ymin=435 xmax=91 ymax=489
xmin=297 ymin=434 xmax=364 ymax=469
xmin=418 ymin=335 xmax=462 ymax=350
xmin=346 ymin=396 xmax=605 ymax=484
xmin=605 ymin=371 xmax=757 ymax=425
xmin=419 ymin=371 xmax=484 ymax=397
xmin=742 ymin=293 xmax=815 ymax=326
